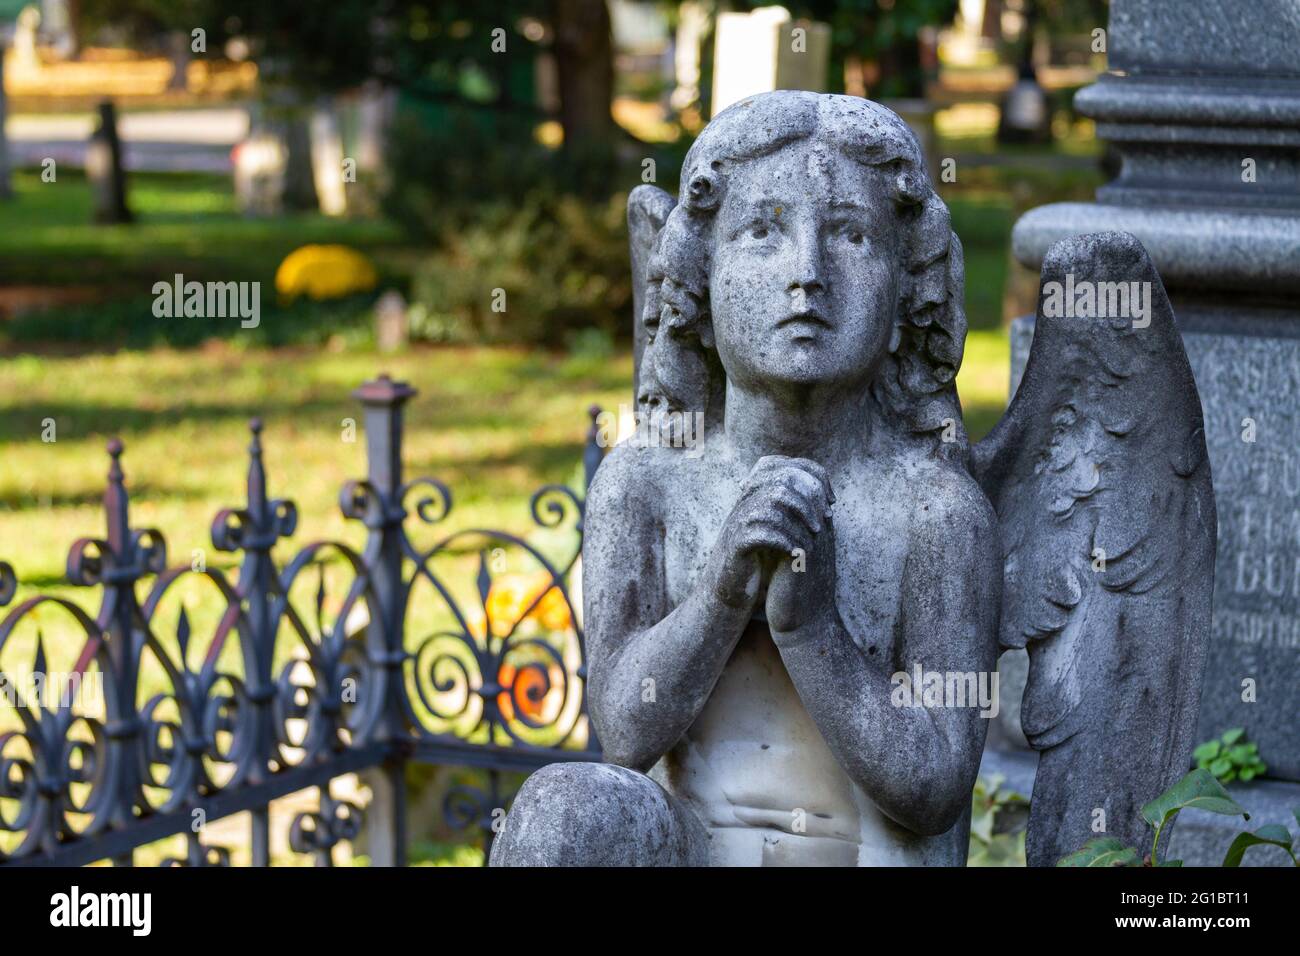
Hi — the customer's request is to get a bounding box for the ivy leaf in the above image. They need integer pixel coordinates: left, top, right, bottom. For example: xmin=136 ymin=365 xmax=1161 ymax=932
xmin=1141 ymin=769 xmax=1250 ymax=830
xmin=1058 ymin=837 xmax=1141 ymax=867
xmin=1193 ymin=740 xmax=1221 ymax=761
xmin=1222 ymin=825 xmax=1296 ymax=867
xmin=1221 ymin=727 xmax=1246 ymax=746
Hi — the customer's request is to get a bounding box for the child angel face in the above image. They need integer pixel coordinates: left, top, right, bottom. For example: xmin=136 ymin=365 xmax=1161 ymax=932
xmin=708 ymin=139 xmax=901 ymax=393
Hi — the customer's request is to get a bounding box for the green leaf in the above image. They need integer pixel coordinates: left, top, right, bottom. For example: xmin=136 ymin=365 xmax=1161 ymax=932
xmin=1229 ymin=745 xmax=1255 ymax=763
xmin=1141 ymin=769 xmax=1250 ymax=830
xmin=1193 ymin=740 xmax=1221 ymax=761
xmin=1221 ymin=728 xmax=1246 ymax=746
xmin=1221 ymin=825 xmax=1295 ymax=867
xmin=1239 ymin=767 xmax=1257 ymax=782
xmin=1058 ymin=837 xmax=1141 ymax=867
xmin=1222 ymin=769 xmax=1238 ymax=783
xmin=1210 ymin=757 xmax=1233 ymax=777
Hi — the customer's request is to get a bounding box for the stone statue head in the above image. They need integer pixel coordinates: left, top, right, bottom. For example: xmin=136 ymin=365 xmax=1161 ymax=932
xmin=648 ymin=91 xmax=968 ymax=461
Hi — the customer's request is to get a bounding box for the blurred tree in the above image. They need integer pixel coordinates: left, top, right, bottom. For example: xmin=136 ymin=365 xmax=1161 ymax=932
xmin=82 ymin=1 xmax=624 ymax=170
xmin=86 ymin=2 xmax=617 ymax=143
xmin=553 ymin=0 xmax=615 ymax=147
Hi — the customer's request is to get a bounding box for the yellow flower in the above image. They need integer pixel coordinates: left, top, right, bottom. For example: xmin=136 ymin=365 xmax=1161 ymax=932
xmin=483 ymin=571 xmax=573 ymax=636
xmin=485 ymin=575 xmax=528 ymax=638
xmin=534 ymin=583 xmax=572 ymax=632
xmin=275 ymin=245 xmax=378 ymax=301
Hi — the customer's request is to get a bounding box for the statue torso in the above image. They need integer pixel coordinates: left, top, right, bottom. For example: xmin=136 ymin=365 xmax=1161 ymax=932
xmin=646 ymin=444 xmax=970 ymax=865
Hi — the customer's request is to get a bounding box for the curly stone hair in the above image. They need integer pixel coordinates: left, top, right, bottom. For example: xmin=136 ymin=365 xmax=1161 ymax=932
xmin=652 ymin=91 xmax=968 ymax=464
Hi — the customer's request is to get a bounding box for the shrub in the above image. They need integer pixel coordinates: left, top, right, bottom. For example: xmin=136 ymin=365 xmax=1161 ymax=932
xmin=409 ymin=191 xmax=631 ymax=346
xmin=383 ymin=105 xmax=689 ymax=346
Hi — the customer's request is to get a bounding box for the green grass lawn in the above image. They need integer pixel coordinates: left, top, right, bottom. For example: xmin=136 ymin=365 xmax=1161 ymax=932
xmin=0 ymin=337 xmax=1009 ymax=599
xmin=0 ymin=344 xmax=630 ymax=590
xmin=0 ymin=169 xmax=410 ymax=289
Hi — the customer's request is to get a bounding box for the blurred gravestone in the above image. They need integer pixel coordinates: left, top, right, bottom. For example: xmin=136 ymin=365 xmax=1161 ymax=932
xmin=86 ymin=101 xmax=132 ymax=224
xmin=13 ymin=5 xmax=39 ymax=70
xmin=310 ymin=101 xmax=347 ymax=217
xmin=39 ymin=0 xmax=74 ymax=60
xmin=711 ymin=8 xmax=830 ymax=116
xmin=374 ymin=291 xmax=408 ymax=354
xmin=997 ymin=64 xmax=1051 ymax=144
xmin=233 ymin=133 xmax=286 ymax=217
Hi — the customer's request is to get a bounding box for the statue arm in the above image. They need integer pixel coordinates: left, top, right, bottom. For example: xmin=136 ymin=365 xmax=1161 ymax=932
xmin=772 ymin=477 xmax=1000 ymax=835
xmin=583 ymin=446 xmax=755 ymax=771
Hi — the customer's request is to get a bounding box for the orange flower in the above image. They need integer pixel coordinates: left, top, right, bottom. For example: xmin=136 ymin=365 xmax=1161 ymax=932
xmin=497 ymin=661 xmax=552 ymax=721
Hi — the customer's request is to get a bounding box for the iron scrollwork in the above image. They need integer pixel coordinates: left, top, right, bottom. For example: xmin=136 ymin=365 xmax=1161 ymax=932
xmin=0 ymin=376 xmax=604 ymax=866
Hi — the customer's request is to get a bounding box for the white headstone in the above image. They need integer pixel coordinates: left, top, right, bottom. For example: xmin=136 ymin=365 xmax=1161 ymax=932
xmin=711 ymin=7 xmax=830 ymax=116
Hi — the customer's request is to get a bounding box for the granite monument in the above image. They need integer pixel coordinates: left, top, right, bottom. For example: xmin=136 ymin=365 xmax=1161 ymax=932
xmin=997 ymin=0 xmax=1299 ymax=865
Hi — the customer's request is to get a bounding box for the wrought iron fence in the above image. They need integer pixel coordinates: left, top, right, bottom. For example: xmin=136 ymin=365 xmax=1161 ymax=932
xmin=0 ymin=375 xmax=604 ymax=866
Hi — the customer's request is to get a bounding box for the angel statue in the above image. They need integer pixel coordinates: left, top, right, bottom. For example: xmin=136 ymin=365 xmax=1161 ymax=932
xmin=490 ymin=91 xmax=1215 ymax=867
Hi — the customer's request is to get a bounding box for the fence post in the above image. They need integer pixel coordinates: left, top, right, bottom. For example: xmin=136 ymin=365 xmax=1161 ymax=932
xmin=212 ymin=418 xmax=297 ymax=865
xmin=351 ymin=374 xmax=416 ymax=866
xmin=67 ymin=441 xmax=161 ymax=864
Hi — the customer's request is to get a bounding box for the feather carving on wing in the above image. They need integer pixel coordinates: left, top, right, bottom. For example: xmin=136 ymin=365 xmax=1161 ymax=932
xmin=627 ymin=184 xmax=723 ymax=445
xmin=972 ymin=232 xmax=1216 ymax=866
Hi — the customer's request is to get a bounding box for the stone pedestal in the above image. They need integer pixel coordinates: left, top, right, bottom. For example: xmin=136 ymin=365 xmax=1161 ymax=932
xmin=995 ymin=0 xmax=1299 ymax=799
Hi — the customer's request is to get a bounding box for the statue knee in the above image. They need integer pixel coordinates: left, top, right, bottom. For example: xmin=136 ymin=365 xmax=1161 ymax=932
xmin=489 ymin=762 xmax=706 ymax=867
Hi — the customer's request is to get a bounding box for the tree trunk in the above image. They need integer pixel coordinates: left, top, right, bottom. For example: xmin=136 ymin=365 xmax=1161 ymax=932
xmin=0 ymin=45 xmax=12 ymax=201
xmin=552 ymin=0 xmax=615 ymax=150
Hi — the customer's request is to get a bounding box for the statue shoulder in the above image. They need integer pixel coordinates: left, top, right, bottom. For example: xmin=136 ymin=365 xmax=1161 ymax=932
xmin=904 ymin=458 xmax=999 ymax=547
xmin=586 ymin=440 xmax=675 ymax=521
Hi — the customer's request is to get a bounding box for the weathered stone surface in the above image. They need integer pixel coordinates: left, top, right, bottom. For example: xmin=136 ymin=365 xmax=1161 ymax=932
xmin=1007 ymin=318 xmax=1300 ymax=782
xmin=1184 ymin=331 xmax=1300 ymax=778
xmin=1005 ymin=0 xmax=1300 ymax=790
xmin=493 ymin=92 xmax=1214 ymax=868
xmin=1012 ymin=204 xmax=1300 ymax=295
xmin=973 ymin=233 xmax=1215 ymax=866
xmin=1108 ymin=0 xmax=1300 ymax=77
xmin=489 ymin=762 xmax=708 ymax=867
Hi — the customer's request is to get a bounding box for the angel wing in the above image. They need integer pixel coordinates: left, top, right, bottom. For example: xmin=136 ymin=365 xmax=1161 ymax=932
xmin=627 ymin=184 xmax=677 ymax=403
xmin=971 ymin=232 xmax=1216 ymax=866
